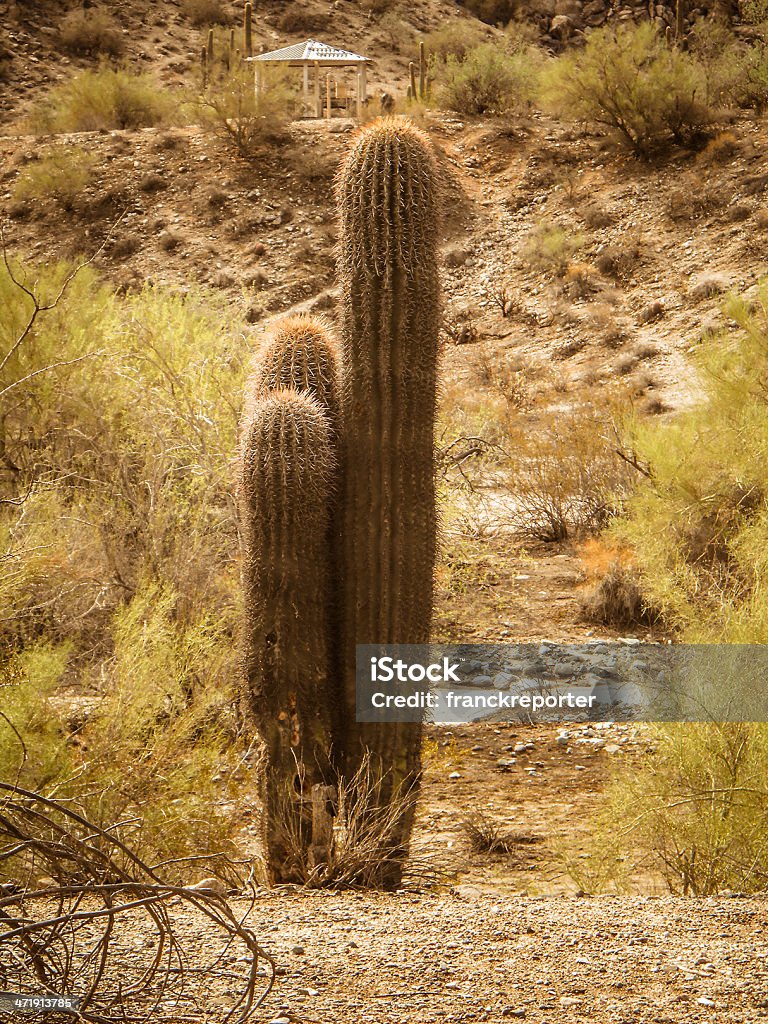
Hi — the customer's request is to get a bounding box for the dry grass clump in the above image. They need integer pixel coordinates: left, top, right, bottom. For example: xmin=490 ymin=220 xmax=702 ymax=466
xmin=109 ymin=234 xmax=142 ymax=259
xmin=502 ymin=397 xmax=637 ymax=541
xmin=182 ymin=0 xmax=231 ymax=25
xmin=666 ymin=184 xmax=726 ymax=222
xmin=138 ymin=172 xmax=169 ymax=194
xmin=578 ymin=539 xmax=657 ymax=628
xmin=474 ymin=341 xmax=535 ymax=410
xmin=158 ymin=229 xmax=185 ymax=252
xmin=594 ymin=239 xmax=642 ymax=281
xmin=58 ymin=9 xmax=125 ymax=57
xmin=696 ymin=130 xmax=740 ymax=164
xmin=462 ymin=812 xmax=542 ymax=854
xmin=601 ymin=321 xmax=628 ymax=349
xmin=689 ymin=272 xmax=730 ymax=300
xmin=564 ymin=262 xmax=601 ymax=299
xmin=269 ymin=755 xmax=434 ymax=889
xmin=582 ymin=204 xmax=615 ymax=229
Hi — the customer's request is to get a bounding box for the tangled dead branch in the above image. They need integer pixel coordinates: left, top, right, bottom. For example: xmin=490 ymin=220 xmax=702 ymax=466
xmin=0 ymin=782 xmax=275 ymax=1022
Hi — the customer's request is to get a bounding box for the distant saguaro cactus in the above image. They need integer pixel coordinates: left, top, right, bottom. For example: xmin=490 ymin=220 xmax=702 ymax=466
xmin=244 ymin=1 xmax=253 ymax=57
xmin=206 ymin=27 xmax=214 ymax=64
xmin=239 ymin=390 xmax=337 ymax=883
xmin=409 ymin=61 xmax=417 ymax=102
xmin=336 ymin=117 xmax=441 ymax=888
xmin=418 ymin=40 xmax=426 ymax=99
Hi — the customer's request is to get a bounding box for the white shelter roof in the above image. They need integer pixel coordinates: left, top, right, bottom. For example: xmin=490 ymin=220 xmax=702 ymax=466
xmin=246 ymin=38 xmax=370 ymax=65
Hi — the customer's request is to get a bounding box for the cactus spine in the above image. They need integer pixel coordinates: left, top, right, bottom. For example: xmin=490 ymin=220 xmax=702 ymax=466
xmin=336 ymin=118 xmax=441 ymax=889
xmin=239 ymin=390 xmax=337 ymax=883
xmin=244 ymin=1 xmax=253 ymax=57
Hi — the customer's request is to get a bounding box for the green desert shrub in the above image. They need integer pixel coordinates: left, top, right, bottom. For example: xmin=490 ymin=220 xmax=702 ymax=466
xmin=29 ymin=67 xmax=177 ymax=133
xmin=0 ymin=645 xmax=73 ymax=792
xmin=200 ymin=61 xmax=290 ymax=155
xmin=541 ymin=23 xmax=714 ymax=154
xmin=436 ymin=40 xmax=542 ymax=115
xmin=521 ymin=220 xmax=587 ymax=275
xmin=572 ymin=723 xmax=768 ymax=895
xmin=614 ymin=283 xmax=768 ymax=642
xmin=12 ymin=146 xmax=97 ymax=210
xmin=0 ymin=259 xmax=251 ymax=870
xmin=425 ymin=21 xmax=487 ymax=63
xmin=57 ymin=9 xmax=125 ymax=57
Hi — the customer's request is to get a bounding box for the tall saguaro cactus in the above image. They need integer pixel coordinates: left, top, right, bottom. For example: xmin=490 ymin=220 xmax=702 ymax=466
xmin=239 ymin=390 xmax=337 ymax=883
xmin=336 ymin=117 xmax=441 ymax=888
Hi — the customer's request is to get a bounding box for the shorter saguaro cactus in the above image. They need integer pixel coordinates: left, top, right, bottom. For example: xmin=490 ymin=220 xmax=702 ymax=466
xmin=239 ymin=390 xmax=337 ymax=883
xmin=243 ymin=315 xmax=340 ymax=431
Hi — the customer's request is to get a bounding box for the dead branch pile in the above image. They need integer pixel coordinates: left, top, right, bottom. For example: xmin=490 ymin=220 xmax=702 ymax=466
xmin=0 ymin=782 xmax=275 ymax=1022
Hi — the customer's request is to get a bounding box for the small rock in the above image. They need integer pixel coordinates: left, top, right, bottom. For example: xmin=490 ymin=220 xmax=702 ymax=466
xmin=292 ymin=945 xmax=305 ymax=955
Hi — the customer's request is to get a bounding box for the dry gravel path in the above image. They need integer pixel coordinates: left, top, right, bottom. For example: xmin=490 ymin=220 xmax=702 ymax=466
xmin=239 ymin=890 xmax=768 ymax=1024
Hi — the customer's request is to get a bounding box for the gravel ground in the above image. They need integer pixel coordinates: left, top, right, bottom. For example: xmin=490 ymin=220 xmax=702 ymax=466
xmin=242 ymin=890 xmax=768 ymax=1024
